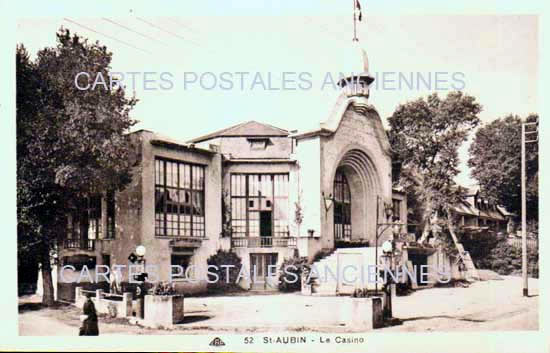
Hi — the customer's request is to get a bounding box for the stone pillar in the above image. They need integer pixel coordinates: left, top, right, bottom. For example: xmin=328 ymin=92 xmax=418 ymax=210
xmin=338 ymin=297 xmax=383 ymax=330
xmin=96 ymin=289 xmax=103 ymax=300
xmin=121 ymin=292 xmax=133 ymax=317
xmin=75 ymin=286 xmax=82 ymax=303
xmin=75 ymin=286 xmax=86 ymax=308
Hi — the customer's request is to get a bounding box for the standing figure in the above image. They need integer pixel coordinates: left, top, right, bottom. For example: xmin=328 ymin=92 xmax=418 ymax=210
xmin=79 ymin=294 xmax=99 ymax=336
xmin=109 ymin=269 xmax=120 ymax=294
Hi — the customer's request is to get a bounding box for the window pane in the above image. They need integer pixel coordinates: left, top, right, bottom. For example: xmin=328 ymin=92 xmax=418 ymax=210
xmin=230 ymin=174 xmax=289 ymax=238
xmin=334 ymin=169 xmax=351 ymax=240
xmin=155 ymin=158 xmax=205 ymax=237
xmin=107 ymin=192 xmax=115 ymax=239
xmin=193 ymin=191 xmax=204 ymax=216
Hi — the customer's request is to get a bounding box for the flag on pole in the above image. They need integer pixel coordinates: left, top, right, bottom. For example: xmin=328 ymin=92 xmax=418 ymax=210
xmin=355 ymin=0 xmax=362 ymax=22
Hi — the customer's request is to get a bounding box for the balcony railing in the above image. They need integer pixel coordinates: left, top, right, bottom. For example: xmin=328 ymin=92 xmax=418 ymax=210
xmin=231 ymin=237 xmax=297 ymax=248
xmin=63 ymin=238 xmax=95 ymax=251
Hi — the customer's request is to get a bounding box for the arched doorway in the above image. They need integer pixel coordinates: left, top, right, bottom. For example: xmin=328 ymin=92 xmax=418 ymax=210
xmin=331 ymin=148 xmax=380 ymax=246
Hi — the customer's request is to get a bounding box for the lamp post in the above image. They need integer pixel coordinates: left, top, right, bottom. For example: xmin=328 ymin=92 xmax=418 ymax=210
xmin=375 ymin=196 xmax=406 ymax=319
xmin=129 ymin=245 xmax=147 ymax=318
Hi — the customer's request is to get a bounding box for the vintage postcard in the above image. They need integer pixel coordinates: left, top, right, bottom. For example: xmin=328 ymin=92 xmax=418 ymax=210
xmin=3 ymin=0 xmax=548 ymax=352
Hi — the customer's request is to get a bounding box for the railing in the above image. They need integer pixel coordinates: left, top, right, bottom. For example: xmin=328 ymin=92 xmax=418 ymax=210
xmin=231 ymin=237 xmax=297 ymax=248
xmin=506 ymin=237 xmax=538 ymax=250
xmin=63 ymin=238 xmax=95 ymax=251
xmin=79 ymin=289 xmax=97 ymax=297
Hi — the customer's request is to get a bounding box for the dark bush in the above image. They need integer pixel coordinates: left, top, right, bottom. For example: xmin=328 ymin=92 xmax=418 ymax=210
xmin=206 ymin=249 xmax=243 ymax=292
xmin=476 ymin=241 xmax=538 ymax=278
xmin=278 ymin=256 xmax=309 ymax=292
xmin=310 ymin=249 xmax=333 ymax=264
xmin=458 ymin=229 xmax=500 ymax=266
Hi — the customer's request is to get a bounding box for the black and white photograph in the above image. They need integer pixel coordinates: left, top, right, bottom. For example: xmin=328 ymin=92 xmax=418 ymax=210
xmin=3 ymin=0 xmax=547 ymax=352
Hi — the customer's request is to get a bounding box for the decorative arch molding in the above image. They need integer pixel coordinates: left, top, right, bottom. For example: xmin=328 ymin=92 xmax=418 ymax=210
xmin=326 ymin=145 xmax=387 ymax=243
xmin=328 ymin=144 xmax=383 ymax=196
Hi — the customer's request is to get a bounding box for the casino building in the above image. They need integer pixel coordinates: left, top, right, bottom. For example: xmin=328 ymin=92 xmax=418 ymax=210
xmin=57 ymin=45 xmax=415 ymax=298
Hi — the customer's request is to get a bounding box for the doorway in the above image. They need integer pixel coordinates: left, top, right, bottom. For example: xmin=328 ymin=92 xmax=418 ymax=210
xmin=408 ymin=253 xmax=428 ymax=286
xmin=259 ymin=211 xmax=272 ymax=246
xmin=250 ymin=253 xmax=278 ymax=290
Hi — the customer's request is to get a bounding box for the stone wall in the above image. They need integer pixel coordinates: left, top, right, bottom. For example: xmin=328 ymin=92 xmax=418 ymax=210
xmin=292 ymin=137 xmax=322 ymax=240
xmin=75 ymin=287 xmax=133 ymax=318
xmin=213 ymin=136 xmax=292 ymax=159
xmin=144 ymin=295 xmax=184 ymax=328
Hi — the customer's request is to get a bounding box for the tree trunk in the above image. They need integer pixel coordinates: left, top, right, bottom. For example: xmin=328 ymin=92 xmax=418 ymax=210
xmin=40 ymin=250 xmax=55 ymax=306
xmin=418 ymin=220 xmax=431 ymax=243
xmin=445 ymin=214 xmax=461 ymax=250
xmin=417 ymin=202 xmax=433 ymax=243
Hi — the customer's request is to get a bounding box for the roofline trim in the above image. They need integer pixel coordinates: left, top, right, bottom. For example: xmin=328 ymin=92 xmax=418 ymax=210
xmin=150 ymin=139 xmax=216 ymax=155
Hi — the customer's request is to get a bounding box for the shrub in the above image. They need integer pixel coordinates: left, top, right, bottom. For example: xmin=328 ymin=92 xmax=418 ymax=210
xmin=458 ymin=228 xmax=500 ymax=266
xmin=476 ymin=241 xmax=538 ymax=278
xmin=107 ymin=302 xmax=117 ymax=318
xmin=278 ymin=256 xmax=309 ymax=292
xmin=206 ymin=249 xmax=243 ymax=292
xmin=310 ymin=249 xmax=333 ymax=264
xmin=151 ymin=281 xmax=176 ymax=296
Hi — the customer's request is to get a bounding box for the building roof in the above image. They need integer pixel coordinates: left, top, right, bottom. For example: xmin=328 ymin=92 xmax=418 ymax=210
xmin=130 ymin=130 xmax=216 ymax=155
xmin=187 ymin=120 xmax=289 ymax=143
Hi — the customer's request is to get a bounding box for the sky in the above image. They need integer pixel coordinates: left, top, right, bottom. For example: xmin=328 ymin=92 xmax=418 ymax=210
xmin=15 ymin=9 xmax=538 ymax=186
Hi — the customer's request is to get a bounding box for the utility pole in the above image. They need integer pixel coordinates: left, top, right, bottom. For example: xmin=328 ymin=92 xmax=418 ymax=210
xmin=521 ymin=119 xmax=538 ymax=297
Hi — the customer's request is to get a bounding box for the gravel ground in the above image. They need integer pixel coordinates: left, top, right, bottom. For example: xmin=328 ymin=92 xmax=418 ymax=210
xmin=19 ymin=275 xmax=538 ymax=335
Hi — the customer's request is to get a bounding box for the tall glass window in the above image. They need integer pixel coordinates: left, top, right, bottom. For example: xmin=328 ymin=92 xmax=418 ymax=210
xmin=333 ymin=169 xmax=351 ymax=240
xmin=87 ymin=196 xmax=102 ymax=240
xmin=230 ymin=174 xmax=289 ymax=238
xmin=106 ymin=191 xmax=116 ymax=239
xmin=155 ymin=158 xmax=205 ymax=237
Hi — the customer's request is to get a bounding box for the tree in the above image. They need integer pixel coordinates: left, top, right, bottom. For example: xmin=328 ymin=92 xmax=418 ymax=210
xmin=16 ymin=28 xmax=138 ymax=305
xmin=467 ymin=114 xmax=538 ymax=221
xmin=388 ymin=91 xmax=482 ymax=245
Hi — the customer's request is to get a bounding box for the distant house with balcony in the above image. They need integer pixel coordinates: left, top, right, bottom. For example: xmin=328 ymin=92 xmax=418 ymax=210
xmin=451 ymin=187 xmax=514 ymax=234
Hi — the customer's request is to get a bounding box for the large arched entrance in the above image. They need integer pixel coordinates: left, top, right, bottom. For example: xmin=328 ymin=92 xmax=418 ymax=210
xmin=332 ymin=148 xmax=380 ymax=246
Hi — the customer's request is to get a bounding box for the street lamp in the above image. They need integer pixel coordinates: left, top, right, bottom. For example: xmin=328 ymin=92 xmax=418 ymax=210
xmin=381 ymin=240 xmax=393 ymax=253
xmin=375 ymin=196 xmax=409 ymax=320
xmin=136 ymin=245 xmax=146 ymax=258
xmin=322 ymin=192 xmax=334 ymax=212
xmin=130 ymin=245 xmax=148 ymax=319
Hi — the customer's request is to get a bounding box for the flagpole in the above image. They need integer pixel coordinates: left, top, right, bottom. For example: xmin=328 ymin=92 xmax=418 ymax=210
xmin=353 ymin=0 xmax=358 ymax=41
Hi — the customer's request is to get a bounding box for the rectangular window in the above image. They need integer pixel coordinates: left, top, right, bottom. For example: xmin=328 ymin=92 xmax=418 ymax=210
xmin=66 ymin=214 xmax=76 ymax=240
xmin=106 ymin=191 xmax=116 ymax=239
xmin=248 ymin=138 xmax=270 ymax=150
xmin=392 ymin=199 xmax=402 ymax=222
xmin=230 ymin=174 xmax=289 ymax=238
xmin=155 ymin=158 xmax=205 ymax=237
xmin=171 ymin=254 xmax=192 ymax=278
xmin=333 ymin=170 xmax=351 ymax=240
xmin=87 ymin=196 xmax=102 ymax=240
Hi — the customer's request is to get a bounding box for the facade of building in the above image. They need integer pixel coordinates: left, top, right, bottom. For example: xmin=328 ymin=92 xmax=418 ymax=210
xmin=57 ymin=45 xmax=430 ymax=298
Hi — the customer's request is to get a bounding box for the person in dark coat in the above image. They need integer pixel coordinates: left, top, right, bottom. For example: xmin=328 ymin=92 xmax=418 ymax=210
xmin=79 ymin=294 xmax=99 ymax=336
